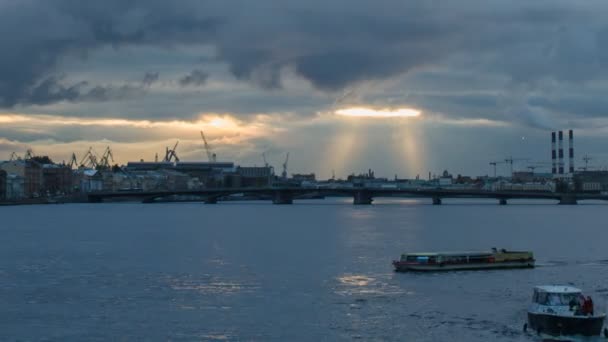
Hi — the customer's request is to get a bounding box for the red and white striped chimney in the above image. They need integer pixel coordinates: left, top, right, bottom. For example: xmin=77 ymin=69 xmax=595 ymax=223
xmin=558 ymin=131 xmax=564 ymax=174
xmin=569 ymin=129 xmax=574 ymax=174
xmin=551 ymin=131 xmax=557 ymax=175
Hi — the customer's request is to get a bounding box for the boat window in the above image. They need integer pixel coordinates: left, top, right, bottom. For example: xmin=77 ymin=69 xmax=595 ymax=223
xmin=416 ymin=256 xmax=429 ymax=263
xmin=546 ymin=293 xmax=579 ymax=306
xmin=406 ymin=256 xmax=417 ymax=262
xmin=536 ymin=292 xmax=548 ymax=304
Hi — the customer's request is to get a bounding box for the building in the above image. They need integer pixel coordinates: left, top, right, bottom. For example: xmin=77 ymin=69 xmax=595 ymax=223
xmin=0 ymin=169 xmax=6 ymax=200
xmin=0 ymin=160 xmax=42 ymax=197
xmin=5 ymin=174 xmax=25 ymax=199
xmin=573 ymin=171 xmax=608 ymax=193
xmin=75 ymin=169 xmax=104 ymax=193
xmin=42 ymin=164 xmax=73 ymax=195
xmin=125 ymin=161 xmax=175 ymax=171
xmin=175 ymin=162 xmax=235 ymax=188
xmin=236 ymin=166 xmax=273 ymax=187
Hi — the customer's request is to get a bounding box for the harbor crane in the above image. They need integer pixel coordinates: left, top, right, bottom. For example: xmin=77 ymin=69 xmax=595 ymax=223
xmin=200 ymin=131 xmax=217 ymax=162
xmin=9 ymin=152 xmax=21 ymax=161
xmin=281 ymin=152 xmax=289 ymax=179
xmin=164 ymin=141 xmax=180 ymax=162
xmin=97 ymin=147 xmax=114 ymax=170
xmin=68 ymin=153 xmax=78 ymax=169
xmin=262 ymin=152 xmax=274 ymax=175
xmin=79 ymin=147 xmax=98 ymax=169
xmin=24 ymin=148 xmax=35 ymax=160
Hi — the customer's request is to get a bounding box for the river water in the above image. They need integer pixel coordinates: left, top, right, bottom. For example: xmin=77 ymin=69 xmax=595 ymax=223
xmin=1 ymin=199 xmax=607 ymax=341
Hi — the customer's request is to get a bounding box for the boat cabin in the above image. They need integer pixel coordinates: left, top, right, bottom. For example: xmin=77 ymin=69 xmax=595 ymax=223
xmin=532 ymin=286 xmax=582 ymax=307
xmin=400 ymin=252 xmax=494 ymax=264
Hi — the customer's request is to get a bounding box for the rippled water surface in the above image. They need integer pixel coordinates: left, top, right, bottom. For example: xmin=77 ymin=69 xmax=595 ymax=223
xmin=1 ymin=199 xmax=608 ymax=341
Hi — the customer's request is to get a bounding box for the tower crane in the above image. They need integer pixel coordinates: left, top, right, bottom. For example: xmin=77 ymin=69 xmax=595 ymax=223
xmin=200 ymin=131 xmax=217 ymax=162
xmin=582 ymin=154 xmax=593 ymax=171
xmin=164 ymin=141 xmax=180 ymax=162
xmin=504 ymin=156 xmax=529 ymax=175
xmin=489 ymin=161 xmax=505 ymax=178
xmin=281 ymin=152 xmax=289 ymax=179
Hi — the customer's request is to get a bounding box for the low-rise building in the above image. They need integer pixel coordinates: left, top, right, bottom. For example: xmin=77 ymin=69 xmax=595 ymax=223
xmin=42 ymin=164 xmax=73 ymax=195
xmin=6 ymin=174 xmax=25 ymax=199
xmin=573 ymin=171 xmax=608 ymax=192
xmin=0 ymin=169 xmax=6 ymax=200
xmin=0 ymin=160 xmax=42 ymax=197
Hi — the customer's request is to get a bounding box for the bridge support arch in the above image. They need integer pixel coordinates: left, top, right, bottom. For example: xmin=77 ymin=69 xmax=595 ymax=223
xmin=432 ymin=197 xmax=442 ymax=205
xmin=558 ymin=194 xmax=577 ymax=205
xmin=272 ymin=190 xmax=293 ymax=204
xmin=353 ymin=190 xmax=373 ymax=205
xmin=499 ymin=198 xmax=508 ymax=205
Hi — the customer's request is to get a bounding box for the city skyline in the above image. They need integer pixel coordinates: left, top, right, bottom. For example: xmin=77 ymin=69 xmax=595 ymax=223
xmin=3 ymin=1 xmax=608 ymax=178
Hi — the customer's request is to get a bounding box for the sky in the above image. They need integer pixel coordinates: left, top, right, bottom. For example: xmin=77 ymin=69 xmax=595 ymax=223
xmin=2 ymin=0 xmax=608 ymax=179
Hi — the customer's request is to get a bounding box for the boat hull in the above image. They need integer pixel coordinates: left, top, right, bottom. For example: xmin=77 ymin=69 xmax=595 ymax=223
xmin=392 ymin=260 xmax=534 ymax=272
xmin=527 ymin=312 xmax=606 ymax=337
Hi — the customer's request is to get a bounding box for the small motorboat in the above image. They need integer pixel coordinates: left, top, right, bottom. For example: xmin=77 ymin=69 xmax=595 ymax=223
xmin=525 ymin=285 xmax=607 ymax=337
xmin=392 ymin=248 xmax=534 ymax=272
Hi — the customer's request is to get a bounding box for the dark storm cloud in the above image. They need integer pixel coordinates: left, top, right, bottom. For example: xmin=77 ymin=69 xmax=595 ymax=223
xmin=2 ymin=0 xmax=608 ymax=113
xmin=15 ymin=72 xmax=159 ymax=105
xmin=178 ymin=69 xmax=208 ymax=87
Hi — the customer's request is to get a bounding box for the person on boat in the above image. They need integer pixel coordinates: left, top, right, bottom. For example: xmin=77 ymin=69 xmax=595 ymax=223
xmin=569 ymin=296 xmax=579 ymax=312
xmin=582 ymin=296 xmax=594 ymax=316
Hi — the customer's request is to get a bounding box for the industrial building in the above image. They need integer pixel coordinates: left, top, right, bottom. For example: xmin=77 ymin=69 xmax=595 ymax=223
xmin=573 ymin=171 xmax=608 ymax=193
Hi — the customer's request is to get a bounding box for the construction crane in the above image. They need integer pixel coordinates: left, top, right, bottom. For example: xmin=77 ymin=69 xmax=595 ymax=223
xmin=97 ymin=146 xmax=114 ymax=170
xmin=200 ymin=131 xmax=217 ymax=162
xmin=582 ymin=154 xmax=593 ymax=171
xmin=504 ymin=156 xmax=529 ymax=175
xmin=262 ymin=152 xmax=269 ymax=167
xmin=525 ymin=161 xmax=552 ymax=173
xmin=164 ymin=141 xmax=180 ymax=162
xmin=489 ymin=161 xmax=505 ymax=178
xmin=281 ymin=152 xmax=289 ymax=179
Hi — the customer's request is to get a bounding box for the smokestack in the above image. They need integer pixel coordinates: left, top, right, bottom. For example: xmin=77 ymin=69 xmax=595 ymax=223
xmin=569 ymin=129 xmax=574 ymax=174
xmin=558 ymin=131 xmax=564 ymax=175
xmin=551 ymin=132 xmax=557 ymax=175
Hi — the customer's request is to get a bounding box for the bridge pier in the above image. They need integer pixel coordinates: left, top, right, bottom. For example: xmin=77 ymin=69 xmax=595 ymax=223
xmin=204 ymin=197 xmax=218 ymax=204
xmin=88 ymin=196 xmax=102 ymax=203
xmin=499 ymin=198 xmax=508 ymax=205
xmin=559 ymin=194 xmax=578 ymax=205
xmin=272 ymin=190 xmax=293 ymax=204
xmin=353 ymin=190 xmax=373 ymax=205
xmin=432 ymin=197 xmax=442 ymax=205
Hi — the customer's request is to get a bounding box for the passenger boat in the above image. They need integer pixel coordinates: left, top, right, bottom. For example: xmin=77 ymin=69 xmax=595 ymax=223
xmin=392 ymin=248 xmax=534 ymax=272
xmin=525 ymin=285 xmax=607 ymax=337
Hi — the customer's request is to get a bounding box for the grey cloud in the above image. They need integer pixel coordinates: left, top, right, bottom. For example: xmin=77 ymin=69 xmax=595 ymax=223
xmin=178 ymin=69 xmax=208 ymax=87
xmin=2 ymin=0 xmax=608 ymax=116
xmin=142 ymin=72 xmax=159 ymax=86
xmin=13 ymin=72 xmax=159 ymax=105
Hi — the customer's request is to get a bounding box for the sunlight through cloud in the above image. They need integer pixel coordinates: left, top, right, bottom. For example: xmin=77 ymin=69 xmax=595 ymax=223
xmin=335 ymin=107 xmax=421 ymax=118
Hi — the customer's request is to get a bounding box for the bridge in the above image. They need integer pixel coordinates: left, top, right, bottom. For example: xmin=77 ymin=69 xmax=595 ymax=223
xmin=87 ymin=187 xmax=608 ymax=205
